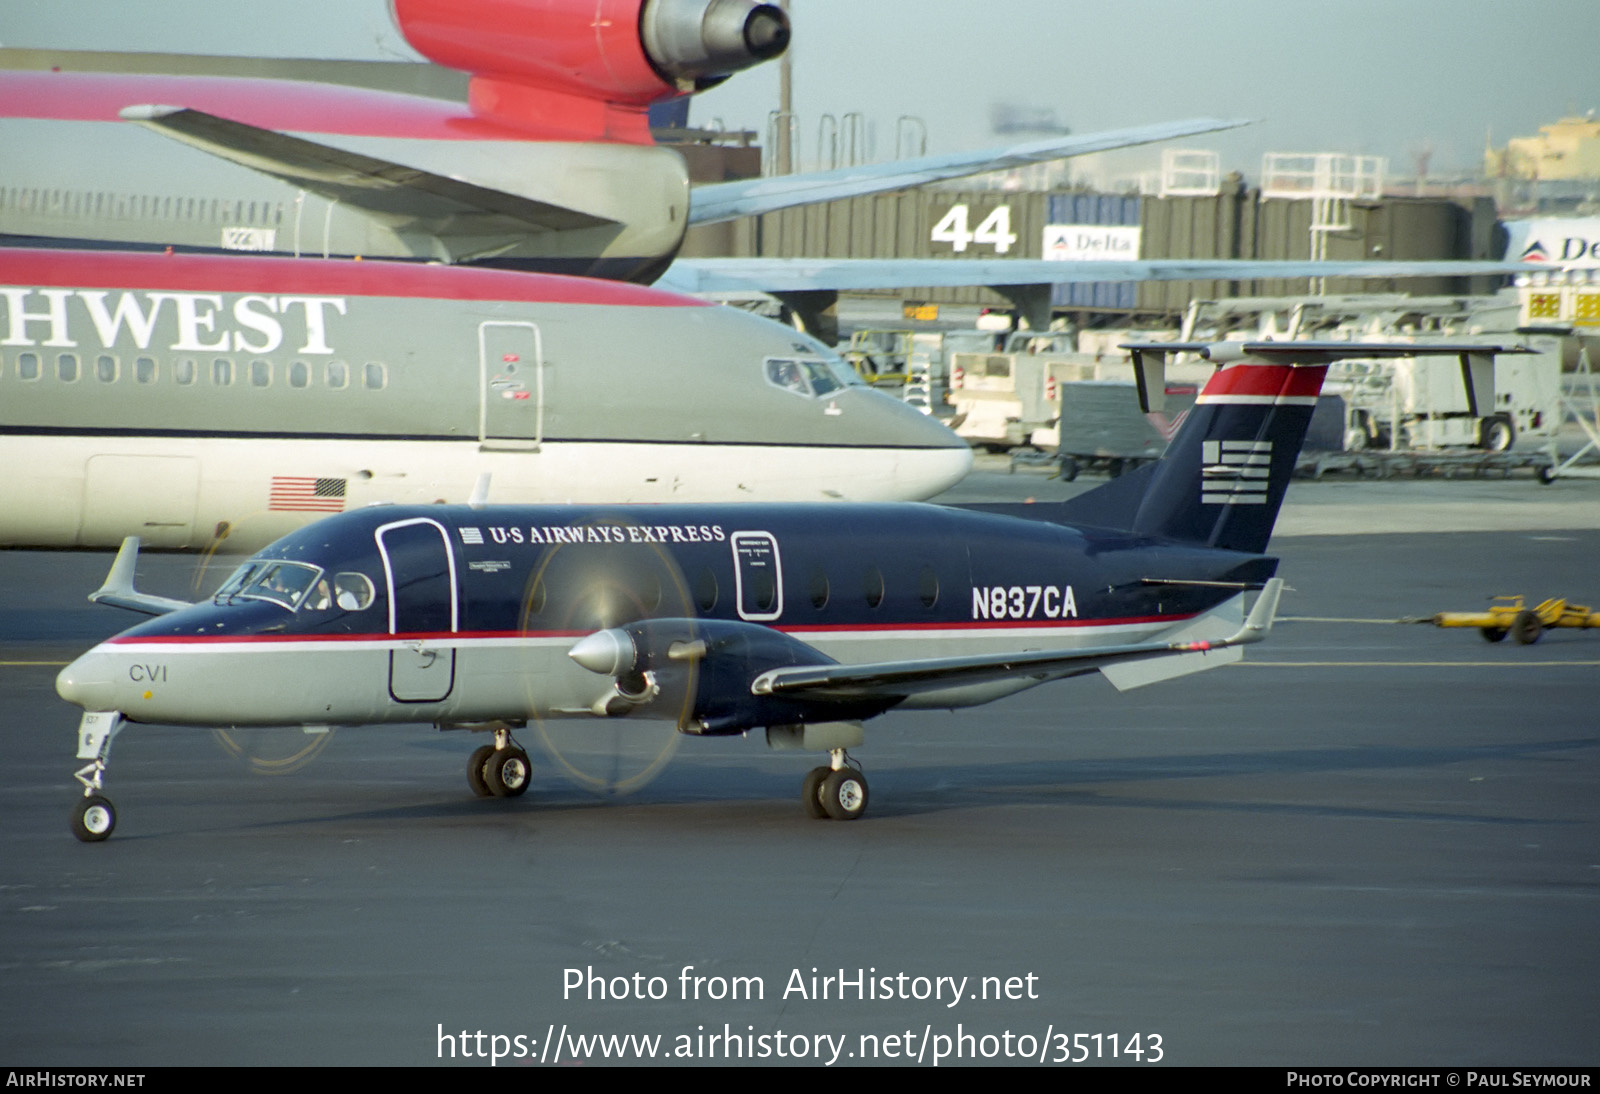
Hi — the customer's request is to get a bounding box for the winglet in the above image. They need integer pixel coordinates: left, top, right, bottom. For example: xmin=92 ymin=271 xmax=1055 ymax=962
xmin=88 ymin=537 xmax=192 ymax=616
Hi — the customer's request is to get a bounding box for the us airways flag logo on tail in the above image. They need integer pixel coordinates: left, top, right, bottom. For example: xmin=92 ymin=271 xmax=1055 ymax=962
xmin=1201 ymin=440 xmax=1272 ymax=505
xmin=268 ymin=476 xmax=347 ymax=513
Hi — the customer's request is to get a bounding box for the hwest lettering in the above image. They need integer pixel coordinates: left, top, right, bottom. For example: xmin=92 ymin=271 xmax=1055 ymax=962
xmin=0 ymin=288 xmax=347 ymax=355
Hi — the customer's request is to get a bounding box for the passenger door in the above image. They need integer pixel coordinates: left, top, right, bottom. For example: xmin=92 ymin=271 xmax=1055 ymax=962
xmin=376 ymin=518 xmax=458 ymax=703
xmin=478 ymin=321 xmax=544 ymax=450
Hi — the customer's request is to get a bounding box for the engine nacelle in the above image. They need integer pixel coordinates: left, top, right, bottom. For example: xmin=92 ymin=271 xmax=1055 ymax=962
xmin=569 ymin=618 xmax=892 ymax=736
xmin=392 ymin=0 xmax=788 ymax=104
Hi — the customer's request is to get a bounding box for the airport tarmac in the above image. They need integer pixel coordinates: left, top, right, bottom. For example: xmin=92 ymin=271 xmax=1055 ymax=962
xmin=0 ymin=474 xmax=1596 ymax=1066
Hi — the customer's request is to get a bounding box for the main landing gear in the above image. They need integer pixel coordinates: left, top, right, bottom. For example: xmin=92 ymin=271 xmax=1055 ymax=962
xmin=69 ymin=712 xmax=124 ymax=842
xmin=467 ymin=726 xmax=532 ymax=798
xmin=801 ymin=750 xmax=868 ymax=821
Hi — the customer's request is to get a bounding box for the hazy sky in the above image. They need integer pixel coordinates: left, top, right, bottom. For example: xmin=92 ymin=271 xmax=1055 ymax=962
xmin=5 ymin=0 xmax=1597 ymax=179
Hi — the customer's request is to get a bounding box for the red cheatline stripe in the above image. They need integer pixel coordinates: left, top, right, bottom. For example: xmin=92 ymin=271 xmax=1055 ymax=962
xmin=0 ymin=248 xmax=707 ymax=308
xmin=1200 ymin=364 xmax=1328 ymax=400
xmin=104 ymin=614 xmax=1196 ymax=646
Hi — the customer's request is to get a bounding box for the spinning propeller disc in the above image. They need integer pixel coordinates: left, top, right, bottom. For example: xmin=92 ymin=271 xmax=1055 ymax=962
xmin=520 ymin=520 xmax=695 ymax=796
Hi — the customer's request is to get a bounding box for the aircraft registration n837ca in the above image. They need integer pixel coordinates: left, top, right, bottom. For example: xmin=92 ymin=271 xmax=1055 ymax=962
xmin=0 ymin=248 xmax=970 ymax=548
xmin=53 ymin=338 xmax=1526 ymax=840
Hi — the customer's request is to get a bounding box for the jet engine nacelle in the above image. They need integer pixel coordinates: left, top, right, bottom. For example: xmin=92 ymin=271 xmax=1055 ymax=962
xmin=392 ymin=0 xmax=790 ymax=104
xmin=570 ymin=618 xmax=891 ymax=736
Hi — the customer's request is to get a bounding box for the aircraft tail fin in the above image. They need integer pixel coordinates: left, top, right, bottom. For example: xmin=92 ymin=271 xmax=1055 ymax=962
xmin=1058 ymin=339 xmax=1530 ymax=555
xmin=1057 ymin=348 xmax=1325 ymax=554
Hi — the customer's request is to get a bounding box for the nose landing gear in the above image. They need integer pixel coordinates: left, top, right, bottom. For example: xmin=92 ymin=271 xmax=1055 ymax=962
xmin=69 ymin=712 xmax=124 ymax=842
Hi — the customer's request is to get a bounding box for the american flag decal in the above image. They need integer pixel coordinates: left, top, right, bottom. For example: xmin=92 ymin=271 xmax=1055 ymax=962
xmin=1201 ymin=440 xmax=1272 ymax=505
xmin=269 ymin=476 xmax=347 ymax=513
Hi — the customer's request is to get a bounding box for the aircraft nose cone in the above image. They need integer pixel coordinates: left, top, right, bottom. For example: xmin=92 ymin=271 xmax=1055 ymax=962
xmin=568 ymin=629 xmax=635 ymax=676
xmin=56 ymin=651 xmax=117 ymax=711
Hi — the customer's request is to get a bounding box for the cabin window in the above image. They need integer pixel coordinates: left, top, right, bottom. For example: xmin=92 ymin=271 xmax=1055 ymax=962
xmin=250 ymin=360 xmax=271 ymax=388
xmin=863 ymin=565 xmax=884 ymax=609
xmin=524 ymin=578 xmax=547 ymax=617
xmin=18 ymin=352 xmax=39 ymax=381
xmin=96 ymin=355 xmax=117 ymax=383
xmin=808 ymin=568 xmax=830 ymax=610
xmin=174 ymin=358 xmax=196 ymax=385
xmin=363 ymin=362 xmax=386 ymax=390
xmin=635 ymin=570 xmax=663 ymax=614
xmin=57 ymin=354 xmax=79 ymax=382
xmin=212 ymin=358 xmax=233 ymax=386
xmin=288 ymin=361 xmax=309 ymax=388
xmin=135 ymin=357 xmax=157 ymax=383
xmin=693 ymin=568 xmax=718 ymax=613
xmin=326 ymin=361 xmax=348 ymax=389
xmin=918 ymin=566 xmax=940 ymax=609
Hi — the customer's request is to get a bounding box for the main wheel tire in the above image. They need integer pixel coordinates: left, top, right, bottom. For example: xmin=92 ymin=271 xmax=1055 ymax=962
xmin=1481 ymin=416 xmax=1514 ymax=453
xmin=1538 ymin=465 xmax=1557 ymax=485
xmin=71 ymin=795 xmax=116 ymax=842
xmin=1058 ymin=456 xmax=1079 ymax=482
xmin=1479 ymin=626 xmax=1508 ymax=643
xmin=486 ymin=748 xmax=532 ymax=798
xmin=820 ymin=769 xmax=868 ymax=821
xmin=467 ymin=744 xmax=496 ymax=797
xmin=801 ymin=766 xmax=831 ymax=820
xmin=1511 ymin=610 xmax=1543 ymax=645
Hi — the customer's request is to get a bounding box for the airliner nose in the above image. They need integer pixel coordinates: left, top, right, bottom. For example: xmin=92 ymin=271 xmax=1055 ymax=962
xmin=57 ymin=650 xmax=116 ymax=711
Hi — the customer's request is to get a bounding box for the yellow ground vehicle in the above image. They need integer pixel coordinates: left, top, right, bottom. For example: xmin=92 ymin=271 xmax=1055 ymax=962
xmin=1428 ymin=596 xmax=1600 ymax=644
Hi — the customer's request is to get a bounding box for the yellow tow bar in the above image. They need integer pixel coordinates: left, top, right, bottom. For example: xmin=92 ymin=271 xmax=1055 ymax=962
xmin=1424 ymin=595 xmax=1600 ymax=645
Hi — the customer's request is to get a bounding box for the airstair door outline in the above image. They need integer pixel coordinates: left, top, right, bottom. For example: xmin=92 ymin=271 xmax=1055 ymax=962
xmin=479 ymin=321 xmax=544 ymax=450
xmin=376 ymin=518 xmax=459 ymax=703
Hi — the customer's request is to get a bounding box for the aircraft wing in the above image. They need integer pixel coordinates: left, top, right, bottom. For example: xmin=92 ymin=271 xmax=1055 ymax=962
xmin=687 ymin=117 xmax=1252 ymax=225
xmin=751 ymin=580 xmax=1283 ymax=702
xmin=658 ymin=257 xmax=1536 ymax=295
xmin=120 ymin=105 xmax=616 ymax=241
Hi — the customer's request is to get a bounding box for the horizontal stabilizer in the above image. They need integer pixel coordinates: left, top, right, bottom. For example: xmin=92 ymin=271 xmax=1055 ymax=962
xmin=89 ymin=537 xmax=192 ymax=617
xmin=689 ymin=117 xmax=1250 ymax=225
xmin=121 ymin=105 xmax=615 ymax=247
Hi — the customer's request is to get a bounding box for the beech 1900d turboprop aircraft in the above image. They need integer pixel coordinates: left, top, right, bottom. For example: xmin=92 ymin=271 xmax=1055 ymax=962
xmin=54 ymin=338 xmax=1529 ymax=840
xmin=0 ymin=247 xmax=971 ymax=549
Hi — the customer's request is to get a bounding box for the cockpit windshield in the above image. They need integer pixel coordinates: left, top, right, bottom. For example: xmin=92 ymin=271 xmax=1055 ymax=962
xmin=214 ymin=560 xmax=325 ymax=610
xmin=764 ymin=354 xmax=863 ymax=399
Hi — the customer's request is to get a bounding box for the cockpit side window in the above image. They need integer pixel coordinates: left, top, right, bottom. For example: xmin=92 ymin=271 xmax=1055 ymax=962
xmin=333 ymin=572 xmax=376 ymax=612
xmin=765 ymin=357 xmax=811 ymax=397
xmin=765 ymin=355 xmax=864 ymax=399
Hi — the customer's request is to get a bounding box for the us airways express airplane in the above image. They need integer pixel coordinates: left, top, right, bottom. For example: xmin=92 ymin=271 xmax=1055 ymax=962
xmin=54 ymin=338 xmax=1527 ymax=840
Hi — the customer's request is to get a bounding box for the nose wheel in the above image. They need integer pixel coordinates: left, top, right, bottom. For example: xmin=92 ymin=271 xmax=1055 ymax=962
xmin=71 ymin=795 xmax=117 ymax=842
xmin=801 ymin=751 xmax=868 ymax=821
